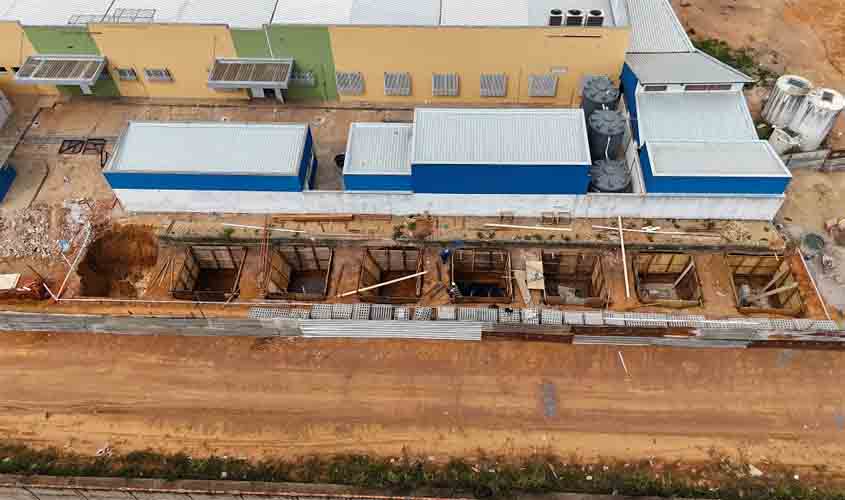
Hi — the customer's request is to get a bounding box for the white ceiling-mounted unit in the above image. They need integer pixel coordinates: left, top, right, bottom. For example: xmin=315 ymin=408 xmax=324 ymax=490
xmin=565 ymin=9 xmax=585 ymax=26
xmin=585 ymin=9 xmax=605 ymax=26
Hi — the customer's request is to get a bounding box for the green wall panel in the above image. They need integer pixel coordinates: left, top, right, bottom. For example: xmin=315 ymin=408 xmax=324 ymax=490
xmin=231 ymin=29 xmax=272 ymax=58
xmin=267 ymin=26 xmax=337 ymax=101
xmin=24 ymin=26 xmax=119 ymax=97
xmin=23 ymin=26 xmax=101 ymax=55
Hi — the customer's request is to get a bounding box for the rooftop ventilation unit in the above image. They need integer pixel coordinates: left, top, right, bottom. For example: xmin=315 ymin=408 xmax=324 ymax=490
xmin=565 ymin=9 xmax=584 ymax=26
xmin=549 ymin=8 xmax=563 ymax=26
xmin=585 ymin=9 xmax=605 ymax=26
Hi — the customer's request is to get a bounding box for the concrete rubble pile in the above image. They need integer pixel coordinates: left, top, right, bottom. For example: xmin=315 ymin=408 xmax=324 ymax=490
xmin=0 ymin=198 xmax=104 ymax=259
xmin=0 ymin=206 xmax=55 ymax=259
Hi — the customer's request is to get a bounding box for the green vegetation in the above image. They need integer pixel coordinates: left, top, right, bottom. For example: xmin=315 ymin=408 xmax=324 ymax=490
xmin=221 ymin=227 xmax=235 ymax=239
xmin=693 ymin=38 xmax=778 ymax=88
xmin=0 ymin=443 xmax=841 ymax=500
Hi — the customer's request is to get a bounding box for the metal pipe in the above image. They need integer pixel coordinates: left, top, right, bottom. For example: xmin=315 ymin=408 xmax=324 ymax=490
xmin=618 ymin=216 xmax=630 ymax=299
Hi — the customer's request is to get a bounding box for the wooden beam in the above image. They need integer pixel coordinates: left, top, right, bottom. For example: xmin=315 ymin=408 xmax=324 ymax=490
xmin=592 ymin=225 xmax=721 ymax=239
xmin=745 ymin=283 xmax=798 ymax=304
xmin=337 ymin=271 xmax=428 ymax=298
xmin=672 ymin=260 xmax=695 ymax=288
xmin=222 ymin=223 xmax=306 ymax=234
xmin=484 ymin=223 xmax=572 ymax=232
xmin=618 ymin=216 xmax=630 ymax=299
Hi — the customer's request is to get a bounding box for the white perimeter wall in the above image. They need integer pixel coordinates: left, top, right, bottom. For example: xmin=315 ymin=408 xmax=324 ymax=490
xmin=114 ymin=189 xmax=784 ymax=220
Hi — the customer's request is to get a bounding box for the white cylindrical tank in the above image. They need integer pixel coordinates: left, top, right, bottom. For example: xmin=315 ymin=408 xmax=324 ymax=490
xmin=789 ymin=87 xmax=845 ymax=152
xmin=762 ymin=75 xmax=812 ymax=129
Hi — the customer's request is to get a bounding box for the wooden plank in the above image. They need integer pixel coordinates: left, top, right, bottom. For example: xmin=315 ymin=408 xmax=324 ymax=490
xmin=272 ymin=214 xmax=354 ymax=222
xmin=337 ymin=271 xmax=428 ymax=298
xmin=512 ymin=269 xmax=532 ymax=306
xmin=618 ymin=216 xmax=630 ymax=299
xmin=484 ymin=223 xmax=572 ymax=232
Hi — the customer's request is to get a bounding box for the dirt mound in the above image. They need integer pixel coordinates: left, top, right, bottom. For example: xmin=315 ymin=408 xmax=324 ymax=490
xmin=78 ymin=225 xmax=158 ymax=297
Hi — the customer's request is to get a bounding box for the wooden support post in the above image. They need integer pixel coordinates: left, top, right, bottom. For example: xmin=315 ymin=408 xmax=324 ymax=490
xmin=761 ymin=268 xmax=789 ymax=293
xmin=618 ymin=216 xmax=630 ymax=299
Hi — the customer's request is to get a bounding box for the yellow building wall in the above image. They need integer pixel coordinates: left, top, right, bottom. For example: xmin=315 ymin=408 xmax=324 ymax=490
xmin=0 ymin=22 xmax=58 ymax=97
xmin=329 ymin=26 xmax=630 ymax=106
xmin=90 ymin=23 xmax=248 ymax=100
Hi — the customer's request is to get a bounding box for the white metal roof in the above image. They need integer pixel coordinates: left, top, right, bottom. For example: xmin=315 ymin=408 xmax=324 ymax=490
xmin=0 ymin=0 xmax=113 ymax=25
xmin=107 ymin=121 xmax=308 ymax=176
xmin=636 ymin=91 xmax=757 ymax=143
xmin=272 ymin=0 xmax=441 ymax=25
xmin=626 ymin=50 xmax=753 ymax=84
xmin=343 ymin=123 xmax=412 ymax=176
xmin=103 ymin=0 xmax=279 ymax=28
xmin=646 ymin=141 xmax=791 ymax=178
xmin=440 ymin=0 xmax=618 ymax=27
xmin=412 ymin=108 xmax=591 ymax=165
xmin=623 ymin=0 xmax=693 ymax=53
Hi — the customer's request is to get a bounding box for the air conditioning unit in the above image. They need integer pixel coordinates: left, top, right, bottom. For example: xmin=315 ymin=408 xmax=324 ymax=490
xmin=548 ymin=8 xmax=563 ymax=26
xmin=565 ymin=9 xmax=585 ymax=26
xmin=585 ymin=9 xmax=605 ymax=26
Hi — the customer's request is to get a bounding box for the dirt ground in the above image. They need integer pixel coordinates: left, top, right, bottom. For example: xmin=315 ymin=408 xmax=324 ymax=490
xmin=0 ymin=333 xmax=843 ymax=472
xmin=77 ymin=225 xmax=158 ymax=297
xmin=672 ymin=0 xmax=845 ymax=148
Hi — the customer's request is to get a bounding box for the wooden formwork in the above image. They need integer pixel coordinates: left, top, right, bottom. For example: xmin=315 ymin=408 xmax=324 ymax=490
xmin=358 ymin=247 xmax=425 ymax=304
xmin=171 ymin=245 xmax=247 ymax=302
xmin=632 ymin=252 xmax=702 ymax=308
xmin=541 ymin=250 xmax=609 ymax=307
xmin=726 ymin=253 xmax=804 ymax=316
xmin=451 ymin=248 xmax=512 ymax=304
xmin=264 ymin=245 xmax=334 ymax=301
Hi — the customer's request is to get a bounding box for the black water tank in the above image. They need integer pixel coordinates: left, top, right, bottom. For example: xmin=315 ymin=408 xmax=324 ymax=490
xmin=587 ymin=109 xmax=626 ymax=161
xmin=582 ymin=75 xmax=620 ymax=119
xmin=549 ymin=9 xmax=563 ymax=26
xmin=589 ymin=159 xmax=631 ymax=193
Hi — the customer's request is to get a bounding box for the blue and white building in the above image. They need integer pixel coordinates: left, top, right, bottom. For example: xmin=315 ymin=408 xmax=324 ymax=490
xmin=410 ymin=108 xmax=592 ymax=195
xmin=104 ymin=121 xmax=315 ymax=195
xmin=342 ymin=123 xmax=412 ymax=192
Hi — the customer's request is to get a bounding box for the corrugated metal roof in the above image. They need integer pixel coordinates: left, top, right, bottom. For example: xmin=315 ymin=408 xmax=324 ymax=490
xmin=107 ymin=121 xmax=307 ymax=175
xmin=440 ymin=0 xmax=617 ymax=26
xmin=626 ymin=50 xmax=753 ymax=84
xmin=103 ymin=0 xmax=279 ymax=28
xmin=636 ymin=91 xmax=757 ymax=143
xmin=412 ymin=108 xmax=591 ymax=165
xmin=272 ymin=0 xmax=441 ymax=25
xmin=646 ymin=141 xmax=791 ymax=178
xmin=624 ymin=0 xmax=693 ymax=53
xmin=0 ymin=0 xmax=113 ymax=25
xmin=343 ymin=123 xmax=412 ymax=176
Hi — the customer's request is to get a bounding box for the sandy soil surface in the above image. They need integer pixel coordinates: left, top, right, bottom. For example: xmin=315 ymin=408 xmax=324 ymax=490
xmin=672 ymin=0 xmax=845 ymax=148
xmin=0 ymin=333 xmax=843 ymax=471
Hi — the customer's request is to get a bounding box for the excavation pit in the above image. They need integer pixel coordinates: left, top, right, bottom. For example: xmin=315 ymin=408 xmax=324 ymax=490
xmin=77 ymin=225 xmax=158 ymax=298
xmin=542 ymin=250 xmax=608 ymax=307
xmin=357 ymin=247 xmax=425 ymax=303
xmin=265 ymin=245 xmax=334 ymax=301
xmin=171 ymin=245 xmax=247 ymax=302
xmin=632 ymin=252 xmax=702 ymax=308
xmin=451 ymin=249 xmax=512 ymax=303
xmin=727 ymin=253 xmax=804 ymax=316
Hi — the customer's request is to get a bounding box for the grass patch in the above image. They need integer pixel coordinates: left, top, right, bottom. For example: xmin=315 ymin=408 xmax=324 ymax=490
xmin=0 ymin=443 xmax=843 ymax=499
xmin=693 ymin=38 xmax=778 ymax=88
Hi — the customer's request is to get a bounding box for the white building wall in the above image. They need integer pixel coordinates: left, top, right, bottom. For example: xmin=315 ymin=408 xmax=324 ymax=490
xmin=114 ymin=189 xmax=784 ymax=220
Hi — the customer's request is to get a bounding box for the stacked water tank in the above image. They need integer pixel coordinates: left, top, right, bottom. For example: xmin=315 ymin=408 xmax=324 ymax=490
xmin=582 ymin=75 xmax=620 ymax=118
xmin=762 ymin=75 xmax=812 ymax=129
xmin=788 ymin=88 xmax=845 ymax=151
xmin=581 ymin=75 xmax=628 ymax=193
xmin=763 ymin=74 xmax=845 ymax=152
xmin=589 ymin=159 xmax=631 ymax=193
xmin=587 ymin=109 xmax=626 ymax=161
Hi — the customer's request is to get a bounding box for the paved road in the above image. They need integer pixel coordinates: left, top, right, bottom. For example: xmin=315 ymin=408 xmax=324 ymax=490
xmin=0 ymin=332 xmax=842 ymax=471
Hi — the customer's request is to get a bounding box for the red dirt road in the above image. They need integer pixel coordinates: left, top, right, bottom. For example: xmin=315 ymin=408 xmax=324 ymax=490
xmin=0 ymin=333 xmax=843 ymax=470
